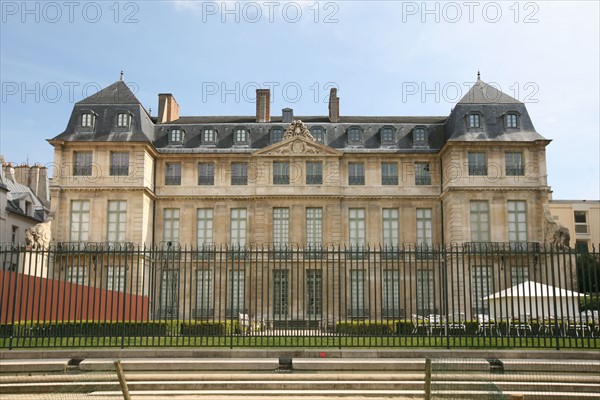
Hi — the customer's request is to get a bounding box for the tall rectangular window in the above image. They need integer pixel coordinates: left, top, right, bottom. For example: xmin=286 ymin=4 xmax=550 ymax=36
xmin=106 ymin=267 xmax=125 ymax=292
xmin=348 ymin=162 xmax=365 ymax=185
xmin=165 ymin=163 xmax=181 ymax=185
xmin=382 ymin=208 xmax=399 ymax=249
xmin=198 ymin=162 xmax=214 ymax=185
xmin=306 ymin=270 xmax=322 ymax=318
xmin=195 ymin=270 xmax=212 ymax=318
xmin=511 ymin=266 xmax=529 ymax=287
xmin=508 ymin=201 xmax=527 ymax=242
xmin=70 ymin=200 xmax=90 ymax=242
xmin=472 ymin=266 xmax=492 ymax=314
xmin=228 ymin=269 xmax=245 ymax=316
xmin=383 ymin=270 xmax=401 ymax=317
xmin=470 ymin=201 xmax=490 ymax=242
xmin=306 ymin=207 xmax=323 ymax=253
xmin=67 ymin=266 xmax=86 ymax=285
xmin=73 ymin=151 xmax=92 ymax=176
xmin=306 ymin=161 xmax=323 ymax=184
xmin=417 ymin=269 xmax=435 ymax=315
xmin=273 ymin=208 xmax=289 ymax=250
xmin=273 ymin=162 xmax=290 ymax=185
xmin=505 ymin=152 xmax=524 ymax=176
xmin=159 ymin=269 xmax=179 ymax=319
xmin=574 ymin=211 xmax=589 ymax=234
xmin=468 ymin=152 xmax=487 ymax=176
xmin=163 ymin=208 xmax=180 ymax=246
xmin=231 ymin=162 xmax=248 ymax=185
xmin=273 ymin=269 xmax=289 ymax=318
xmin=230 ymin=208 xmax=247 ymax=247
xmin=416 ymin=208 xmax=432 ymax=248
xmin=349 ymin=208 xmax=366 ymax=250
xmin=381 ymin=162 xmax=398 ymax=185
xmin=110 ymin=152 xmax=129 ymax=176
xmin=107 ymin=200 xmax=127 ymax=242
xmin=349 ymin=269 xmax=366 ymax=317
xmin=197 ymin=209 xmax=213 ymax=249
xmin=415 ymin=162 xmax=431 ymax=185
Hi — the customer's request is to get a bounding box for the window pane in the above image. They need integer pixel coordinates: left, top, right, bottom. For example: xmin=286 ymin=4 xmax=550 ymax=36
xmin=468 ymin=152 xmax=487 ymax=176
xmin=273 ymin=162 xmax=290 ymax=185
xmin=505 ymin=152 xmax=523 ymax=176
xmin=415 ymin=163 xmax=431 ymax=185
xmin=416 ymin=208 xmax=432 ymax=247
xmin=110 ymin=152 xmax=129 ymax=176
xmin=382 ymin=208 xmax=399 ymax=248
xmin=306 ymin=208 xmax=323 ymax=248
xmin=163 ymin=208 xmax=180 ymax=245
xmin=73 ymin=152 xmax=92 ymax=176
xmin=273 ymin=208 xmax=290 ymax=249
xmin=70 ymin=200 xmax=90 ymax=242
xmin=507 ymin=201 xmax=527 ymax=242
xmin=381 ymin=163 xmax=398 ymax=185
xmin=231 ymin=162 xmax=248 ymax=185
xmin=349 ymin=269 xmax=366 ymax=317
xmin=198 ymin=163 xmax=214 ymax=185
xmin=349 ymin=208 xmax=365 ymax=249
xmin=348 ymin=162 xmax=365 ymax=185
xmin=470 ymin=201 xmax=490 ymax=242
xmin=230 ymin=208 xmax=247 ymax=246
xmin=107 ymin=200 xmax=127 ymax=242
xmin=197 ymin=209 xmax=213 ymax=248
xmin=306 ymin=161 xmax=323 ymax=184
xmin=165 ymin=163 xmax=181 ymax=185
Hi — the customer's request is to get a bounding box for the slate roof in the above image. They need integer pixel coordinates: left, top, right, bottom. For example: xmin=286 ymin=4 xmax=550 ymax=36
xmin=458 ymin=78 xmax=521 ymax=104
xmin=49 ymin=79 xmax=549 ymax=151
xmin=0 ymin=175 xmax=47 ymax=222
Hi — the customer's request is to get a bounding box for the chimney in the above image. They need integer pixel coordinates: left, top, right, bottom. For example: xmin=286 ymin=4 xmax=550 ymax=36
xmin=31 ymin=164 xmax=50 ymax=207
xmin=282 ymin=108 xmax=293 ymax=123
xmin=256 ymin=89 xmax=270 ymax=123
xmin=328 ymin=88 xmax=339 ymax=123
xmin=157 ymin=93 xmax=180 ymax=123
xmin=4 ymin=164 xmax=16 ymax=183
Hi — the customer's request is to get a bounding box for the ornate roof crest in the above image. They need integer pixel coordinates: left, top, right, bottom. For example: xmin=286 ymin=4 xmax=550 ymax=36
xmin=283 ymin=120 xmax=314 ymax=141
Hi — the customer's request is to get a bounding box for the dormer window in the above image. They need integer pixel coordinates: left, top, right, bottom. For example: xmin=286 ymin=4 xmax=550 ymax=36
xmin=169 ymin=128 xmax=183 ymax=144
xmin=234 ymin=128 xmax=249 ymax=145
xmin=468 ymin=113 xmax=481 ymax=129
xmin=80 ymin=113 xmax=96 ymax=128
xmin=311 ymin=127 xmax=325 ymax=144
xmin=270 ymin=127 xmax=284 ymax=143
xmin=203 ymin=128 xmax=216 ymax=144
xmin=413 ymin=127 xmax=428 ymax=147
xmin=380 ymin=126 xmax=396 ymax=145
xmin=116 ymin=113 xmax=130 ymax=128
xmin=505 ymin=113 xmax=518 ymax=128
xmin=282 ymin=108 xmax=293 ymax=123
xmin=347 ymin=126 xmax=363 ymax=145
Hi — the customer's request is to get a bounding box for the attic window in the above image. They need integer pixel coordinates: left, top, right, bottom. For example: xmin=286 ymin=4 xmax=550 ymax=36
xmin=203 ymin=128 xmax=216 ymax=144
xmin=116 ymin=113 xmax=130 ymax=128
xmin=413 ymin=127 xmax=428 ymax=147
xmin=347 ymin=126 xmax=363 ymax=145
xmin=80 ymin=113 xmax=96 ymax=128
xmin=270 ymin=127 xmax=284 ymax=143
xmin=311 ymin=127 xmax=325 ymax=144
xmin=468 ymin=113 xmax=481 ymax=129
xmin=170 ymin=129 xmax=183 ymax=144
xmin=505 ymin=113 xmax=518 ymax=129
xmin=234 ymin=128 xmax=248 ymax=145
xmin=380 ymin=126 xmax=396 ymax=145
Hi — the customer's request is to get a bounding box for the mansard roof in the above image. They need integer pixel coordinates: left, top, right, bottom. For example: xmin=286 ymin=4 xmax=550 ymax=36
xmin=77 ymin=80 xmax=142 ymax=105
xmin=458 ymin=78 xmax=521 ymax=105
xmin=49 ymin=78 xmax=549 ymax=150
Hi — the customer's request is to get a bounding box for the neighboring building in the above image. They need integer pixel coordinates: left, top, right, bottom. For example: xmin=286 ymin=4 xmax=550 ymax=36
xmin=0 ymin=156 xmax=50 ymax=244
xmin=550 ymin=200 xmax=600 ymax=252
xmin=46 ymin=75 xmax=565 ymax=320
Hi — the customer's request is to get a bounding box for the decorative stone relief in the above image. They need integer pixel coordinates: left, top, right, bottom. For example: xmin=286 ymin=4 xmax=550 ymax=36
xmin=25 ymin=220 xmax=52 ymax=250
xmin=283 ymin=120 xmax=314 ymax=141
xmin=543 ymin=205 xmax=570 ymax=248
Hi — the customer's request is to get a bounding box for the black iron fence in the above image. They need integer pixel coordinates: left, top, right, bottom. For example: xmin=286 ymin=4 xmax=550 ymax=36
xmin=1 ymin=242 xmax=598 ymax=349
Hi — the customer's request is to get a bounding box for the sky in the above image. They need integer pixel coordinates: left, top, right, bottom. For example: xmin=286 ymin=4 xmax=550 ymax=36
xmin=0 ymin=0 xmax=598 ymax=200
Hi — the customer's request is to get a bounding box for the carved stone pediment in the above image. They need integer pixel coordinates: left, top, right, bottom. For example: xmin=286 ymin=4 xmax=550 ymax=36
xmin=254 ymin=136 xmax=342 ymax=157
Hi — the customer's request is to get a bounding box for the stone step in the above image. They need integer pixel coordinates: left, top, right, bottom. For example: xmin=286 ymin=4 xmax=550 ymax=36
xmin=292 ymin=358 xmax=425 ymax=371
xmin=500 ymin=359 xmax=600 ymax=373
xmin=0 ymin=358 xmax=71 ymax=372
xmin=90 ymin=389 xmax=425 ymax=397
xmin=432 ymin=390 xmax=600 ymax=400
xmin=79 ymin=358 xmax=280 ymax=372
xmin=432 ymin=380 xmax=600 ymax=393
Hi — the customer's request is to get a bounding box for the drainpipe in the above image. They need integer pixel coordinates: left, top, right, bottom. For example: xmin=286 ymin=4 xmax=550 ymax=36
xmin=440 ymin=157 xmax=445 ymax=246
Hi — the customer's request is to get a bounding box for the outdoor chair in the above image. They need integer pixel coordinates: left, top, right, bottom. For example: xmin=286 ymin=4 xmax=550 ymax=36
xmin=508 ymin=314 xmax=532 ymax=336
xmin=411 ymin=314 xmax=428 ymax=335
xmin=538 ymin=315 xmax=562 ymax=337
xmin=477 ymin=314 xmax=499 ymax=336
xmin=448 ymin=312 xmax=467 ymax=334
xmin=565 ymin=315 xmax=591 ymax=337
xmin=426 ymin=314 xmax=444 ymax=336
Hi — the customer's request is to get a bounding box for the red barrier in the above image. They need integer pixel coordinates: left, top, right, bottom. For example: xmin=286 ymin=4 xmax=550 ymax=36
xmin=0 ymin=270 xmax=149 ymax=323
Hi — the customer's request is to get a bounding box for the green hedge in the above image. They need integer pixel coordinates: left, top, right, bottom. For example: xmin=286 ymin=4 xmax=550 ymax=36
xmin=180 ymin=321 xmax=232 ymax=336
xmin=336 ymin=321 xmax=396 ymax=335
xmin=580 ymin=294 xmax=600 ymax=311
xmin=2 ymin=321 xmax=171 ymax=337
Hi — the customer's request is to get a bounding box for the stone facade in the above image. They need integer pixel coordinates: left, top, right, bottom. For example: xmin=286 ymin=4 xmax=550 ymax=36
xmin=45 ymin=76 xmax=564 ymax=320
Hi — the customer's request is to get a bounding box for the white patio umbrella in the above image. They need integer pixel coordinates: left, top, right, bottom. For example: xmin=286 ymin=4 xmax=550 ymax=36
xmin=483 ymin=280 xmax=582 ymax=319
